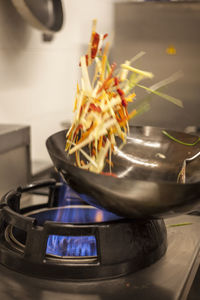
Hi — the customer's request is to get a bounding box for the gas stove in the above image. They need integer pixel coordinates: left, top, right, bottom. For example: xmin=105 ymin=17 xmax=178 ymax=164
xmin=0 ymin=179 xmax=200 ymax=300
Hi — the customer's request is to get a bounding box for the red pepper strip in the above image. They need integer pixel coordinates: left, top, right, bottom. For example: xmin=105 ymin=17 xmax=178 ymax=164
xmin=85 ymin=54 xmax=89 ymax=66
xmin=79 ymin=32 xmax=100 ymax=66
xmin=79 ymin=102 xmax=87 ymax=119
xmin=91 ymin=32 xmax=100 ymax=59
xmin=116 ymin=88 xmax=127 ymax=107
xmin=114 ymin=78 xmax=127 ymax=107
xmin=101 ymin=172 xmax=117 ymax=178
xmin=97 ymin=62 xmax=117 ymax=94
xmin=88 ymin=103 xmax=102 ymax=113
xmin=114 ymin=77 xmax=119 ymax=86
xmin=121 ymin=99 xmax=127 ymax=107
xmin=81 ymin=32 xmax=104 ymax=66
xmin=103 ymin=33 xmax=108 ymax=40
xmin=117 ymin=88 xmax=124 ymax=97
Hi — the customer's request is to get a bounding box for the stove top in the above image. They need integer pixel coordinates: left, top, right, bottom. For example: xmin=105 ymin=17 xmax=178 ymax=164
xmin=0 ymin=214 xmax=199 ymax=300
xmin=0 ymin=182 xmax=200 ymax=300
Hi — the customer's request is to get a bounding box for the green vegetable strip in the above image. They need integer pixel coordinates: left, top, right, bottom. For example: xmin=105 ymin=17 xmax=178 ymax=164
xmin=162 ymin=130 xmax=200 ymax=146
xmin=168 ymin=222 xmax=193 ymax=227
xmin=106 ymin=58 xmax=111 ymax=73
xmin=136 ymin=83 xmax=183 ymax=108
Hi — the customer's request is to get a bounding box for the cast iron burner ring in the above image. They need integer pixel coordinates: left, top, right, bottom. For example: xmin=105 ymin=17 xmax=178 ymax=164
xmin=0 ymin=179 xmax=167 ymax=281
xmin=7 ymin=205 xmax=121 ymax=259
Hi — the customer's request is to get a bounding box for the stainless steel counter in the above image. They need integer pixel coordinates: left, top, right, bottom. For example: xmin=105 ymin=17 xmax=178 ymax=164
xmin=0 ymin=124 xmax=31 ymax=197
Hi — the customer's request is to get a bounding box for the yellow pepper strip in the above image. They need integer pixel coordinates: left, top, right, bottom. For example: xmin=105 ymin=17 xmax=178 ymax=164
xmin=65 ymin=125 xmax=75 ymax=151
xmin=129 ymin=92 xmax=136 ymax=98
xmin=100 ymin=42 xmax=110 ymax=82
xmin=73 ymin=83 xmax=80 ymax=112
xmin=126 ymin=92 xmax=136 ymax=102
xmin=73 ymin=97 xmax=78 ymax=112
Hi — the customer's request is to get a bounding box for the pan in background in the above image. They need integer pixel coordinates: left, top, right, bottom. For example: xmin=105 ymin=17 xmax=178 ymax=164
xmin=11 ymin=0 xmax=63 ymax=41
xmin=46 ymin=126 xmax=200 ymax=219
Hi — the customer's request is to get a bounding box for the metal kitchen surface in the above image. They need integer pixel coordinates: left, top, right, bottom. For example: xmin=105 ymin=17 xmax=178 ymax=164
xmin=112 ymin=2 xmax=200 ymax=130
xmin=0 ymin=183 xmax=200 ymax=300
xmin=0 ymin=124 xmax=31 ymax=198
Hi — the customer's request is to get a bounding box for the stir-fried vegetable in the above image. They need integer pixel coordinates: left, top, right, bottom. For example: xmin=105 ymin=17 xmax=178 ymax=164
xmin=65 ymin=20 xmax=183 ymax=174
xmin=162 ymin=130 xmax=200 ymax=146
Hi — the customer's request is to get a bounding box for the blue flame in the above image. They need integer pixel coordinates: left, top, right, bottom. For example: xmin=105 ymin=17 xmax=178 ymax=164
xmin=34 ymin=180 xmax=121 ymax=258
xmin=46 ymin=235 xmax=97 ymax=257
xmin=30 ymin=206 xmax=121 ymax=225
xmin=43 ymin=205 xmax=120 ymax=257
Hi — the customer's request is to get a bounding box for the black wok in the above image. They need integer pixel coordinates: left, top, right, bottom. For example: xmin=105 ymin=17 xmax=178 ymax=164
xmin=46 ymin=126 xmax=200 ymax=219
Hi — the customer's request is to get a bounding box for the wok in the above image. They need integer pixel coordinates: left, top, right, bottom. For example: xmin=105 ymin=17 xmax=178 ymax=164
xmin=46 ymin=126 xmax=200 ymax=219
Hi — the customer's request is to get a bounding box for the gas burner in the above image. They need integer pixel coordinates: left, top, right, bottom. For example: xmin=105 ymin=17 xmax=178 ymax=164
xmin=0 ymin=179 xmax=167 ymax=280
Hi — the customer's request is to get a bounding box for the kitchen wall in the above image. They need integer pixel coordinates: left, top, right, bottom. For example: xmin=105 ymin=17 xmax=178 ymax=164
xmin=0 ymin=0 xmax=116 ymax=163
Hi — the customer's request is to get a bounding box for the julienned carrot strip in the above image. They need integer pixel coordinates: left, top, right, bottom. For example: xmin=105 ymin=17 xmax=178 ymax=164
xmin=106 ymin=159 xmax=113 ymax=167
xmin=118 ymin=107 xmax=125 ymax=120
xmin=98 ymin=135 xmax=103 ymax=151
xmin=81 ymin=160 xmax=85 ymax=166
xmin=128 ymin=109 xmax=137 ymax=120
xmin=100 ymin=54 xmax=107 ymax=82
xmin=119 ymin=120 xmax=128 ymax=127
xmin=97 ymin=76 xmax=114 ymax=94
xmin=77 ymin=122 xmax=96 ymax=144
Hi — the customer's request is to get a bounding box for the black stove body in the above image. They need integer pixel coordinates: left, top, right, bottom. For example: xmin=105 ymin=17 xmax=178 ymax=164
xmin=0 ymin=179 xmax=200 ymax=300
